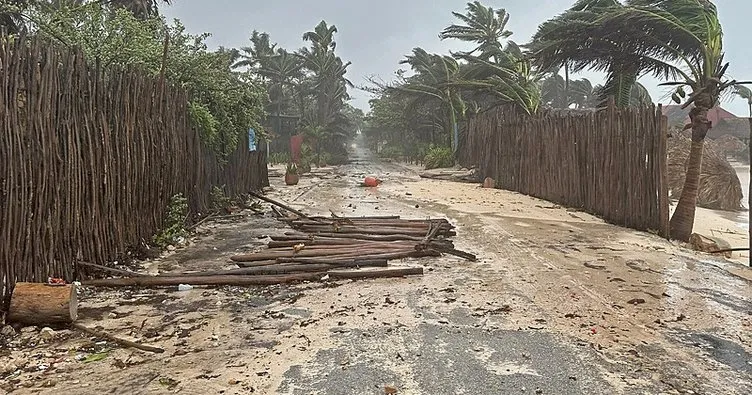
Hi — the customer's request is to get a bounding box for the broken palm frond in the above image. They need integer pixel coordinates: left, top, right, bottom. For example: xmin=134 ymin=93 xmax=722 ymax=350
xmin=668 ymin=132 xmax=744 ymax=211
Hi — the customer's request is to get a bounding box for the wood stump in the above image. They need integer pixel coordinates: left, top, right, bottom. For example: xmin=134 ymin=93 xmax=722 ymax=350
xmin=7 ymin=282 xmax=78 ymax=326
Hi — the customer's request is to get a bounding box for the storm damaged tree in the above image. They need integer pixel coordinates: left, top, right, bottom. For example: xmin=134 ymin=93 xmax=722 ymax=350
xmin=528 ymin=0 xmax=746 ymax=241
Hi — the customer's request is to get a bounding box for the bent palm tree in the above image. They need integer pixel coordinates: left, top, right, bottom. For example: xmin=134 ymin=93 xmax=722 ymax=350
xmin=530 ymin=0 xmax=743 ymax=240
xmin=528 ymin=0 xmax=679 ymax=107
xmin=439 ymin=1 xmax=512 ymax=62
xmin=108 ymin=0 xmax=172 ymax=19
xmin=234 ymin=30 xmax=277 ymax=70
xmin=733 ymin=85 xmax=752 ymax=117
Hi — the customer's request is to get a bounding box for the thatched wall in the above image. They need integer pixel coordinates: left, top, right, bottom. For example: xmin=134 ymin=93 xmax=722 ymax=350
xmin=668 ymin=132 xmax=743 ymax=211
xmin=714 ymin=135 xmax=748 ymax=163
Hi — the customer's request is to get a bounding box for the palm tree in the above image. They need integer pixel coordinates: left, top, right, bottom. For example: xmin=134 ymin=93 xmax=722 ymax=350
xmin=439 ymin=1 xmax=512 ymax=62
xmin=531 ymin=0 xmax=744 ymax=240
xmin=234 ymin=30 xmax=277 ymax=70
xmin=528 ymin=0 xmax=677 ymax=107
xmin=395 ymin=48 xmax=466 ymax=151
xmin=108 ymin=0 xmax=171 ymax=19
xmin=302 ymin=20 xmax=337 ymax=55
xmin=734 ymin=85 xmax=752 ymax=117
xmin=260 ymin=49 xmax=304 ymax=137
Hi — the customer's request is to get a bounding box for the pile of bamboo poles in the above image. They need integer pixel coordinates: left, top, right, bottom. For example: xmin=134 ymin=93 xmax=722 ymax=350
xmin=80 ymin=194 xmax=475 ymax=288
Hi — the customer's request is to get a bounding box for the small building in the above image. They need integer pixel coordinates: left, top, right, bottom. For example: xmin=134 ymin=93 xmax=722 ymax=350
xmin=662 ymin=105 xmax=749 ymax=143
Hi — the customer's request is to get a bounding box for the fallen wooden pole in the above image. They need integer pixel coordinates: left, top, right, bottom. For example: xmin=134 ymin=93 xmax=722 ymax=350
xmin=231 ymin=245 xmax=411 ymax=262
xmin=264 ymin=249 xmax=441 ymax=266
xmin=431 ymin=245 xmax=478 ymax=262
xmin=327 ymin=267 xmax=424 ymax=278
xmin=83 ymin=272 xmax=323 ymax=287
xmin=172 ymin=259 xmax=388 ymax=276
xmin=77 ymin=261 xmax=148 ymax=278
xmin=267 ymin=239 xmax=362 ymax=248
xmin=72 ymin=323 xmax=164 ymax=354
xmin=81 ymin=268 xmax=423 ymax=287
xmin=249 ymin=191 xmax=320 ymax=221
xmin=276 ymin=233 xmax=427 ymax=242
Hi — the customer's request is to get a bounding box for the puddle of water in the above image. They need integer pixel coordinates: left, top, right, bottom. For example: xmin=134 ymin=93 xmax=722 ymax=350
xmin=671 ymin=330 xmax=752 ymax=374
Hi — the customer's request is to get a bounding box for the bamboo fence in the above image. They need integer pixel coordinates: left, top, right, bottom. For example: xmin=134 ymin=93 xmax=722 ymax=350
xmin=459 ymin=104 xmax=669 ymax=236
xmin=0 ymin=36 xmax=268 ymax=305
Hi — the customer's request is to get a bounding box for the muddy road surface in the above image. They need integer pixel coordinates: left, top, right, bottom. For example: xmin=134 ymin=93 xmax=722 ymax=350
xmin=2 ymin=141 xmax=751 ymax=394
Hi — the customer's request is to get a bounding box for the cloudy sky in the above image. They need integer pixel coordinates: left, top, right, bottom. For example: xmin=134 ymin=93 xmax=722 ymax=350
xmin=161 ymin=0 xmax=752 ymax=116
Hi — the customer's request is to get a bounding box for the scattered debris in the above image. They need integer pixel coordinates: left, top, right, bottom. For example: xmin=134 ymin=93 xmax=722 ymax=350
xmin=72 ymin=323 xmax=164 ymax=353
xmin=419 ymin=167 xmax=480 ymax=183
xmin=363 ymin=176 xmax=382 ymax=187
xmin=627 ymin=298 xmax=647 ymax=305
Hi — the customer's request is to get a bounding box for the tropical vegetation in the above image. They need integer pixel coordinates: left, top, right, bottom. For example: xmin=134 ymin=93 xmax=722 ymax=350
xmin=1 ymin=1 xmax=363 ymax=164
xmin=367 ymin=0 xmax=744 ymax=241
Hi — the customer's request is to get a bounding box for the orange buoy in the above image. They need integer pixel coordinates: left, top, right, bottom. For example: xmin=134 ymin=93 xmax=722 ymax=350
xmin=364 ymin=176 xmax=380 ymax=187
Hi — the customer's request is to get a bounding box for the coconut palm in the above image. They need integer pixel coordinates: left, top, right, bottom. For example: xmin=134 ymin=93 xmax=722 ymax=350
xmin=439 ymin=1 xmax=512 ymax=62
xmin=394 ymin=48 xmax=467 ymax=151
xmin=233 ymin=30 xmax=277 ymax=70
xmin=302 ymin=20 xmax=337 ymax=55
xmin=527 ymin=0 xmax=673 ymax=107
xmin=530 ymin=0 xmax=745 ymax=240
xmin=108 ymin=0 xmax=171 ymax=19
xmin=733 ymin=85 xmax=752 ymax=117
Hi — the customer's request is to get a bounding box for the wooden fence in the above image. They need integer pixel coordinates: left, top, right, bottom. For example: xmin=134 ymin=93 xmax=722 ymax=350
xmin=0 ymin=36 xmax=268 ymax=305
xmin=459 ymin=104 xmax=669 ymax=235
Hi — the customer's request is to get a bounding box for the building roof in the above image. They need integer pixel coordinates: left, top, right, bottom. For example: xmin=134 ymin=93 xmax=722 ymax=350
xmin=661 ymin=105 xmax=739 ymax=127
xmin=662 ymin=105 xmax=748 ymax=139
xmin=711 ymin=118 xmax=750 ymax=140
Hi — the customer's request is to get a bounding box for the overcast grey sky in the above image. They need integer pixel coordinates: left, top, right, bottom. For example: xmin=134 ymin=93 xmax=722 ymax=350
xmin=161 ymin=0 xmax=752 ymax=116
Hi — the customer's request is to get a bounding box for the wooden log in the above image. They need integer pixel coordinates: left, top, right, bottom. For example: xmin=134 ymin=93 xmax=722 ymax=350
xmin=80 ymin=268 xmax=424 ymax=287
xmin=255 ymin=249 xmax=441 ymax=266
xmin=172 ymin=259 xmax=388 ymax=276
xmin=230 ymin=245 xmax=410 ymax=262
xmin=328 ymin=267 xmax=424 ymax=278
xmin=297 ymin=226 xmax=457 ymax=237
xmin=275 ymin=233 xmax=426 ymax=242
xmin=77 ymin=261 xmax=148 ymax=277
xmin=249 ymin=191 xmax=321 ymax=222
xmin=267 ymin=239 xmax=362 ymax=248
xmin=7 ymin=283 xmax=78 ymax=325
xmin=72 ymin=323 xmax=164 ymax=353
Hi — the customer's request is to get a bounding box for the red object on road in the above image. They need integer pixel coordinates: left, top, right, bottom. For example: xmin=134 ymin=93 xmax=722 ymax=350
xmin=364 ymin=176 xmax=380 ymax=187
xmin=290 ymin=134 xmax=303 ymax=163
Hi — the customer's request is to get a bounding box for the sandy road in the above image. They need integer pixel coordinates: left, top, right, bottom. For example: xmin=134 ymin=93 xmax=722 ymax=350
xmin=272 ymin=140 xmax=752 ymax=394
xmin=2 ymin=141 xmax=750 ymax=394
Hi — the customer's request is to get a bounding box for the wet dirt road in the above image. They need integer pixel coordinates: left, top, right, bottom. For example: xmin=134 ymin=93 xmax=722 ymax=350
xmin=3 ymin=140 xmax=751 ymax=394
xmin=271 ymin=140 xmax=752 ymax=394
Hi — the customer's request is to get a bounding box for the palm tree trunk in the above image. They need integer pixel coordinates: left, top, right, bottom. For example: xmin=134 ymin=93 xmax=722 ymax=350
xmin=669 ymin=106 xmax=711 ymax=241
xmin=748 ymin=117 xmax=751 ymax=267
xmin=564 ymin=63 xmax=570 ymax=108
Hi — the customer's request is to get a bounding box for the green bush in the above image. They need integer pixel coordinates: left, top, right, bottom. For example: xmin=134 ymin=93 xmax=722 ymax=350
xmin=424 ymin=145 xmax=455 ymax=170
xmin=379 ymin=145 xmax=403 ymax=160
xmin=210 ymin=185 xmax=232 ymax=212
xmin=268 ymin=152 xmax=290 ymax=165
xmin=328 ymin=153 xmax=349 ymax=165
xmin=153 ymin=194 xmax=188 ymax=248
